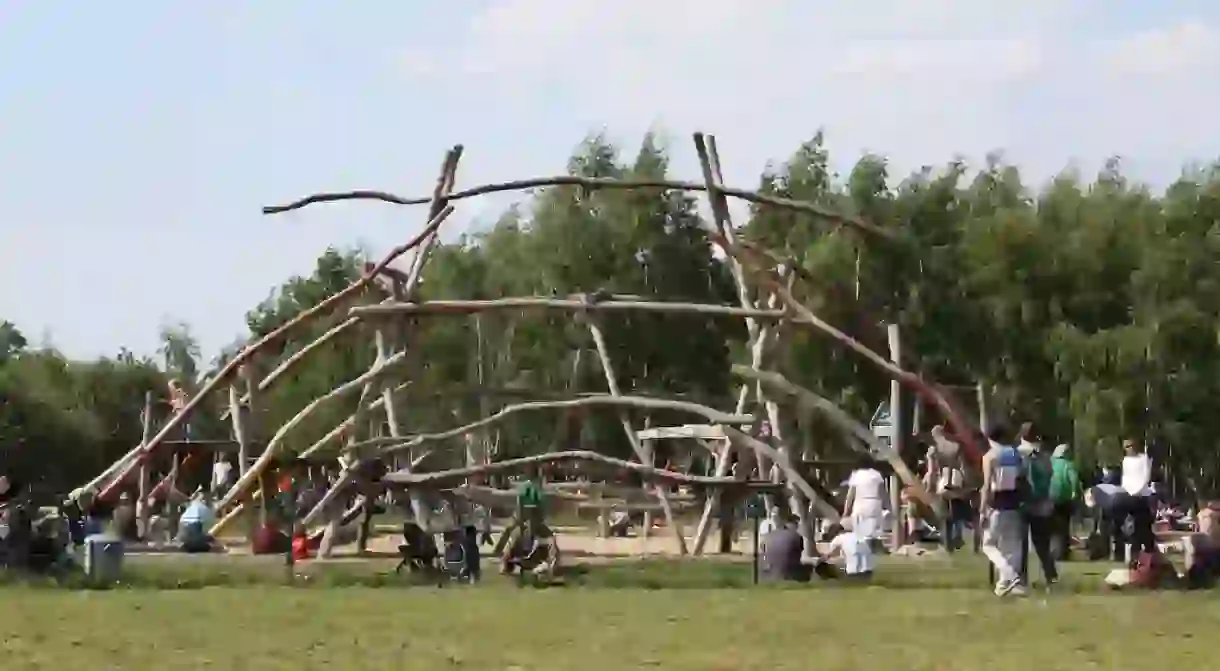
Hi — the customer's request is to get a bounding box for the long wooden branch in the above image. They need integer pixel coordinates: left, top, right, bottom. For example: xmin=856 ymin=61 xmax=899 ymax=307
xmin=300 ymin=149 xmax=464 ymax=532
xmin=82 ymin=204 xmax=456 ymax=504
xmin=709 ymin=229 xmax=984 ymax=466
xmin=380 ymin=450 xmax=782 ymax=489
xmin=351 ymin=298 xmax=786 ymax=320
xmin=731 ymin=365 xmax=943 ymax=515
xmin=350 ymin=395 xmax=754 ymax=458
xmin=262 ymin=176 xmax=893 ymax=240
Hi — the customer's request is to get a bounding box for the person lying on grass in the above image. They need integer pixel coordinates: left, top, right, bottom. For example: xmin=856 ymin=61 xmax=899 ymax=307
xmin=820 ymin=522 xmax=875 ymax=580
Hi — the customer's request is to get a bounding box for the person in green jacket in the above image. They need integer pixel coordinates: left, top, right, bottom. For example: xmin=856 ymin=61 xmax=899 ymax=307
xmin=1048 ymin=444 xmax=1082 ymax=560
xmin=1022 ymin=429 xmax=1059 ymax=586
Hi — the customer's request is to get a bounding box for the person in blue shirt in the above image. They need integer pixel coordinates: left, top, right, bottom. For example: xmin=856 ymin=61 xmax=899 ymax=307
xmin=177 ymin=489 xmax=216 ymax=553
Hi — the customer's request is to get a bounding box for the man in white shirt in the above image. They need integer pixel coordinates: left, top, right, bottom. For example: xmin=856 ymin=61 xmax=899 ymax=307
xmin=211 ymin=456 xmax=234 ymax=496
xmin=1114 ymin=439 xmax=1156 ymax=557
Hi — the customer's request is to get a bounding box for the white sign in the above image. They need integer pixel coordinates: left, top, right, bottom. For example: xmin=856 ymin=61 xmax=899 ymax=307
xmin=869 ymin=402 xmax=893 ymax=439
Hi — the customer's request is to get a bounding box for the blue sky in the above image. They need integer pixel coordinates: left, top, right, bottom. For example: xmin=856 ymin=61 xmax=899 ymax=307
xmin=2 ymin=1 xmax=1219 ymax=363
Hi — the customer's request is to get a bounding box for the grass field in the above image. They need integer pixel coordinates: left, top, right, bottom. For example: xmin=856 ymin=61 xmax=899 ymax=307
xmin=2 ymin=556 xmax=1214 ymax=670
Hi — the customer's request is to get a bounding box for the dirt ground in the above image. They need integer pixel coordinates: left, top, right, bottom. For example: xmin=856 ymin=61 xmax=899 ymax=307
xmin=205 ymin=524 xmax=746 ymax=563
xmin=331 ymin=525 xmax=743 ymax=563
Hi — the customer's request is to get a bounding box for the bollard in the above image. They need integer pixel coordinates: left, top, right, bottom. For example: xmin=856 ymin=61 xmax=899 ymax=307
xmin=83 ymin=533 xmax=124 ymax=583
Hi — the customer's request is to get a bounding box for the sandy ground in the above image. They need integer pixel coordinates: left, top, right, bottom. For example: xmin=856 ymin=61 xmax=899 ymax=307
xmin=185 ymin=524 xmax=748 ymax=564
xmin=351 ymin=525 xmax=744 ymax=563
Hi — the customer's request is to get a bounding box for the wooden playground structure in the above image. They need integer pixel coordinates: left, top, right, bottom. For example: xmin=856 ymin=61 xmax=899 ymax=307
xmin=67 ymin=133 xmax=987 ymax=563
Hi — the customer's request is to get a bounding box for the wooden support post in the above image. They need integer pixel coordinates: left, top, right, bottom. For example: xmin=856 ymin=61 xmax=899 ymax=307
xmin=690 ymin=133 xmax=796 ymax=557
xmin=238 ymin=363 xmax=258 ymax=478
xmin=640 ymin=437 xmax=654 ymax=543
xmin=227 ymin=363 xmax=259 ymax=535
xmin=136 ymin=391 xmax=153 ymax=540
xmin=887 ymin=323 xmax=906 ymax=551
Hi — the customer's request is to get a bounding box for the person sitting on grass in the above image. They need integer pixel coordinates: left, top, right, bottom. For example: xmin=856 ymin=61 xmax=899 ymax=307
xmin=608 ymin=508 xmax=633 ymax=538
xmin=760 ymin=510 xmax=813 ymax=583
xmin=1185 ymin=505 xmax=1220 ymax=589
xmin=821 ymin=522 xmax=875 ymax=580
xmin=177 ymin=489 xmax=216 ymax=554
xmin=500 ymin=513 xmax=560 ymax=580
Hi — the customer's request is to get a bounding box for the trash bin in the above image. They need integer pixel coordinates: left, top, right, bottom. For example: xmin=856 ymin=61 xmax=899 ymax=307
xmin=83 ymin=533 xmax=124 ymax=583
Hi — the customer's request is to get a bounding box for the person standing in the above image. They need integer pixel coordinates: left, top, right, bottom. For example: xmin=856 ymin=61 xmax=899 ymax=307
xmin=1115 ymin=438 xmax=1156 ymax=558
xmin=211 ymin=455 xmax=234 ymax=498
xmin=1048 ymin=444 xmax=1081 ymax=560
xmin=981 ymin=423 xmax=1028 ymax=597
xmin=844 ymin=456 xmax=887 ymax=541
xmin=1023 ymin=436 xmax=1059 ymax=585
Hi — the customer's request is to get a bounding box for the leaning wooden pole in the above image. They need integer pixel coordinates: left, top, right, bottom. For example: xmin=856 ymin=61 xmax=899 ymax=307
xmin=300 ymin=146 xmax=462 ymax=532
xmin=135 ymin=391 xmax=154 ymax=539
xmin=585 ymin=313 xmax=688 ymax=555
xmin=686 ymin=132 xmax=770 ymax=556
xmin=81 ymin=204 xmax=455 ymax=505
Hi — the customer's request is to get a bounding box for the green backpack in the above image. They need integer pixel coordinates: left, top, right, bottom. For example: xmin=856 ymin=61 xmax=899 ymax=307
xmin=517 ymin=480 xmax=544 ymax=510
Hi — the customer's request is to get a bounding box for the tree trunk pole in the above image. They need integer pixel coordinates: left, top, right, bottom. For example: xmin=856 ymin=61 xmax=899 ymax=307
xmin=136 ymin=391 xmax=154 ymax=540
xmin=887 ymin=323 xmax=905 ymax=551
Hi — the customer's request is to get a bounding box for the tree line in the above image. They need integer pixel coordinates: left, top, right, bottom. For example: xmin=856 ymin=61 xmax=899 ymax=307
xmin=4 ymin=132 xmax=1219 ymax=497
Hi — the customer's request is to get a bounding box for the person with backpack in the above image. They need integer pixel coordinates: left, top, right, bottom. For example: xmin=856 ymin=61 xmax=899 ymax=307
xmin=981 ymin=423 xmax=1027 ymax=597
xmin=1049 ymin=444 xmax=1081 ymax=560
xmin=1023 ymin=434 xmax=1059 ymax=586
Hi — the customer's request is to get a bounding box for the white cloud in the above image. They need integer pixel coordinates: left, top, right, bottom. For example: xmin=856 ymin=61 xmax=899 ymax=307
xmin=1102 ymin=21 xmax=1220 ymax=76
xmin=404 ymin=2 xmax=1220 ymax=187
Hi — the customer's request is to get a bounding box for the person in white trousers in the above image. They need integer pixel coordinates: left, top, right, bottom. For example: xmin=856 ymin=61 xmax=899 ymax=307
xmin=981 ymin=423 xmax=1028 ymax=597
xmin=844 ymin=457 xmax=888 ymax=542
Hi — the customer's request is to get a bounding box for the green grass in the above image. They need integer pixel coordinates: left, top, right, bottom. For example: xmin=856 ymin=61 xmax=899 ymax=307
xmin=2 ymin=555 xmax=1213 ymax=670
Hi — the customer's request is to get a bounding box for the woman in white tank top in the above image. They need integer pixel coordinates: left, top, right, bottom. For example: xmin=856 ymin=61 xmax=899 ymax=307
xmin=845 ymin=458 xmax=887 ymax=540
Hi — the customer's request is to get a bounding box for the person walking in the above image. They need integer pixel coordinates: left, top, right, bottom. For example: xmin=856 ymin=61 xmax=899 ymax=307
xmin=1023 ymin=435 xmax=1059 ymax=586
xmin=981 ymin=423 xmax=1027 ymax=597
xmin=925 ymin=425 xmax=971 ymax=550
xmin=1048 ymin=444 xmax=1081 ymax=560
xmin=844 ymin=456 xmax=887 ymax=541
